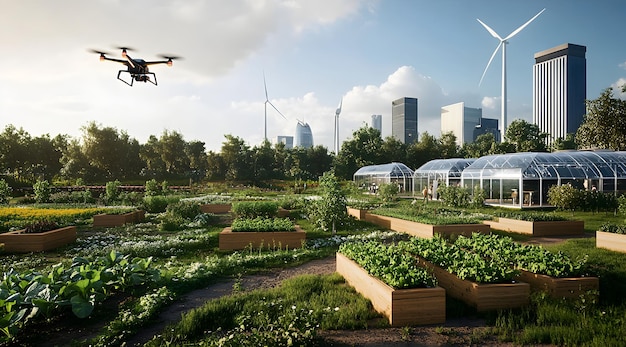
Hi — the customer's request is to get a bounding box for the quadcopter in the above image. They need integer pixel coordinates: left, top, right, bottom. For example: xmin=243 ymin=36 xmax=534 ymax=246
xmin=89 ymin=47 xmax=180 ymax=86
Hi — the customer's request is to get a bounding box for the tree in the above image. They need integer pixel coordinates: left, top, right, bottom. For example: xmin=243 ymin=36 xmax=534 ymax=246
xmin=158 ymin=130 xmax=190 ymax=176
xmin=405 ymin=132 xmax=440 ymax=169
xmin=576 ymin=87 xmax=626 ymax=150
xmin=380 ymin=136 xmax=407 ymax=163
xmin=439 ymin=132 xmax=460 ymax=158
xmin=221 ymin=135 xmax=252 ymax=182
xmin=504 ymin=119 xmax=548 ymax=152
xmin=551 ymin=133 xmax=577 ymax=151
xmin=333 ymin=126 xmax=384 ymax=180
xmin=80 ymin=122 xmax=142 ymax=179
xmin=308 ymin=171 xmax=348 ymax=234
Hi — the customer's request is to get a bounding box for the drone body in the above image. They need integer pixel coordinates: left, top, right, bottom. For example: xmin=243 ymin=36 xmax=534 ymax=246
xmin=90 ymin=47 xmax=180 ymax=86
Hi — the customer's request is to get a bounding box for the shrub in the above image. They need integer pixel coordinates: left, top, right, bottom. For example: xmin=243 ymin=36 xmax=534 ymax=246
xmin=23 ymin=220 xmax=60 ymax=233
xmin=142 ymin=195 xmax=179 ymax=213
xmin=105 ymin=180 xmax=122 ymax=204
xmin=437 ymin=184 xmax=471 ymax=208
xmin=307 ymin=171 xmax=348 ymax=234
xmin=378 ymin=183 xmax=399 ymax=203
xmin=33 ymin=179 xmax=51 ymax=203
xmin=119 ymin=191 xmax=142 ymax=206
xmin=145 ymin=179 xmax=160 ymax=196
xmin=0 ymin=179 xmax=12 ymax=204
xmin=232 ymin=201 xmax=278 ymax=219
xmin=166 ymin=201 xmax=202 ymax=220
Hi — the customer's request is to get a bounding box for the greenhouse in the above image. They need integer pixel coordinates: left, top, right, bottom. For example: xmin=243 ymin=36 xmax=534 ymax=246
xmin=460 ymin=151 xmax=626 ymax=208
xmin=413 ymin=158 xmax=476 ymax=199
xmin=353 ymin=162 xmax=414 ymax=194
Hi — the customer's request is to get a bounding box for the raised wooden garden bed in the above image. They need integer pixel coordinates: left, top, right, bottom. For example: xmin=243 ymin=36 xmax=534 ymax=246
xmin=516 ymin=270 xmax=599 ymax=299
xmin=416 ymin=257 xmax=529 ymax=311
xmin=336 ymin=253 xmax=445 ymax=326
xmin=200 ymin=203 xmax=232 ymax=214
xmin=93 ymin=210 xmax=145 ymax=227
xmin=364 ymin=213 xmax=490 ymax=239
xmin=483 ymin=218 xmax=584 ymax=236
xmin=596 ymin=230 xmax=626 ymax=253
xmin=219 ymin=226 xmax=306 ymax=250
xmin=347 ymin=207 xmax=367 ymax=220
xmin=0 ymin=226 xmax=77 ymax=252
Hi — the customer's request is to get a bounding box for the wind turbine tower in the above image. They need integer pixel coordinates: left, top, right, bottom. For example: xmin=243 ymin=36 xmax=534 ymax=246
xmin=334 ymin=98 xmax=342 ymax=154
xmin=477 ymin=8 xmax=545 ymax=141
xmin=263 ymin=73 xmax=287 ymax=141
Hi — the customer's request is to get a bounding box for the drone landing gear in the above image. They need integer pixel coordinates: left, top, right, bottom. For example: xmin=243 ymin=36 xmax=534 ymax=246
xmin=117 ymin=70 xmax=158 ymax=86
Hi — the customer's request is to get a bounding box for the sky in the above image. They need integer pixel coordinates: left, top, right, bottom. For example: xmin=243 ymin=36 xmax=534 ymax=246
xmin=1 ymin=0 xmax=625 ymax=152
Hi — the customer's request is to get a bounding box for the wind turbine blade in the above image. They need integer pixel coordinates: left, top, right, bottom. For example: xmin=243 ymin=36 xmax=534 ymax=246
xmin=476 ymin=18 xmax=503 ymax=40
xmin=504 ymin=8 xmax=545 ymax=40
xmin=336 ymin=98 xmax=343 ymax=116
xmin=268 ymin=100 xmax=287 ymax=120
xmin=263 ymin=72 xmax=269 ymax=101
xmin=479 ymin=41 xmax=503 ymax=86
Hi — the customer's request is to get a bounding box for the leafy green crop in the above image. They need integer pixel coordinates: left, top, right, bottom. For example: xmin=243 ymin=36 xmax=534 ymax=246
xmin=454 ymin=233 xmax=589 ymax=278
xmin=231 ymin=217 xmax=294 ymax=232
xmin=339 ymin=241 xmax=437 ymax=289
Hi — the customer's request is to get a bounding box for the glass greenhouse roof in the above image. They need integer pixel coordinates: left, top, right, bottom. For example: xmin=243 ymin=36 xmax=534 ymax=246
xmin=414 ymin=158 xmax=476 ymax=177
xmin=353 ymin=162 xmax=414 ymax=178
xmin=462 ymin=151 xmax=626 ymax=180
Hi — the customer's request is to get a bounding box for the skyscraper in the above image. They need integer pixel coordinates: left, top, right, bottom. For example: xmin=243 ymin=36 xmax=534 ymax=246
xmin=276 ymin=135 xmax=293 ymax=149
xmin=441 ymin=102 xmax=482 ymax=145
xmin=371 ymin=114 xmax=382 ymax=134
xmin=295 ymin=121 xmax=314 ymax=148
xmin=391 ymin=97 xmax=418 ymax=144
xmin=533 ymin=43 xmax=586 ymax=145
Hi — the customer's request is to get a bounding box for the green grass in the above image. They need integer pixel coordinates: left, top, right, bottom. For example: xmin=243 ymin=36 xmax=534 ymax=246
xmin=144 ymin=273 xmax=380 ymax=346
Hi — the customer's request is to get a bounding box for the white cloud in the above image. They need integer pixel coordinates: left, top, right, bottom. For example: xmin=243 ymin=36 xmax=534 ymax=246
xmin=481 ymin=96 xmax=498 ymax=110
xmin=612 ymin=77 xmax=626 ymax=100
xmin=619 ymin=61 xmax=626 ymax=70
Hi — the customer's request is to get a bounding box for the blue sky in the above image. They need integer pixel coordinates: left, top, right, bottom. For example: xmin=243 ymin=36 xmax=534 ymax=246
xmin=0 ymin=0 xmax=624 ymax=152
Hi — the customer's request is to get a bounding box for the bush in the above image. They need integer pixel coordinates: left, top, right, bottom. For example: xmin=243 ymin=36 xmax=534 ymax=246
xmin=33 ymin=179 xmax=51 ymax=203
xmin=232 ymin=201 xmax=278 ymax=219
xmin=166 ymin=201 xmax=201 ymax=220
xmin=378 ymin=183 xmax=399 ymax=203
xmin=105 ymin=180 xmax=122 ymax=204
xmin=159 ymin=214 xmax=186 ymax=231
xmin=0 ymin=179 xmax=12 ymax=204
xmin=145 ymin=179 xmax=160 ymax=196
xmin=119 ymin=192 xmax=142 ymax=206
xmin=437 ymin=185 xmax=471 ymax=208
xmin=142 ymin=195 xmax=179 ymax=213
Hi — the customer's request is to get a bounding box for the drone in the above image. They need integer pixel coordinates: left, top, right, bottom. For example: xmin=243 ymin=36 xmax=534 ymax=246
xmin=89 ymin=47 xmax=181 ymax=86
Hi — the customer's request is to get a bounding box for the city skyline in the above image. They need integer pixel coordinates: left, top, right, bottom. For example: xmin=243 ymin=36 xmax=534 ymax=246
xmin=0 ymin=1 xmax=625 ymax=152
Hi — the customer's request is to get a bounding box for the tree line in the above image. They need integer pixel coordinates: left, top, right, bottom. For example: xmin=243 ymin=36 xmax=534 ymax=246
xmin=1 ymin=85 xmax=623 ymax=185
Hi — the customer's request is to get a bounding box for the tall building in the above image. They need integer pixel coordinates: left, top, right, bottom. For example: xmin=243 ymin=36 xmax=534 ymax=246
xmin=441 ymin=102 xmax=499 ymax=145
xmin=295 ymin=121 xmax=314 ymax=148
xmin=371 ymin=114 xmax=382 ymax=134
xmin=441 ymin=102 xmax=482 ymax=145
xmin=533 ymin=43 xmax=586 ymax=145
xmin=275 ymin=136 xmax=293 ymax=149
xmin=391 ymin=97 xmax=418 ymax=144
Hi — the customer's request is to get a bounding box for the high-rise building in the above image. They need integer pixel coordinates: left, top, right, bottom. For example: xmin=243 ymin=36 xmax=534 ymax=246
xmin=276 ymin=136 xmax=293 ymax=149
xmin=533 ymin=43 xmax=586 ymax=145
xmin=295 ymin=121 xmax=314 ymax=148
xmin=441 ymin=102 xmax=482 ymax=145
xmin=391 ymin=97 xmax=418 ymax=144
xmin=371 ymin=114 xmax=382 ymax=134
xmin=441 ymin=102 xmax=499 ymax=145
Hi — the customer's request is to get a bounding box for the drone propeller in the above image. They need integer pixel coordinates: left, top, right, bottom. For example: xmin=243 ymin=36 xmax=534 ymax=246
xmin=115 ymin=46 xmax=135 ymax=58
xmin=89 ymin=49 xmax=112 ymax=61
xmin=158 ymin=55 xmax=182 ymax=67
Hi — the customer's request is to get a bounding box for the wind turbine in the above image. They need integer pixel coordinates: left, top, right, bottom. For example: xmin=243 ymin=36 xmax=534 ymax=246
xmin=263 ymin=72 xmax=287 ymax=142
xmin=334 ymin=98 xmax=342 ymax=154
xmin=477 ymin=8 xmax=545 ymax=141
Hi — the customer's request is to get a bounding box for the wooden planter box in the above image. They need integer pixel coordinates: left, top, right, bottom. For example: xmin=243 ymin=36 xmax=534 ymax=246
xmin=93 ymin=210 xmax=145 ymax=227
xmin=0 ymin=226 xmax=77 ymax=252
xmin=336 ymin=253 xmax=445 ymax=326
xmin=200 ymin=203 xmax=232 ymax=214
xmin=596 ymin=230 xmax=626 ymax=253
xmin=483 ymin=218 xmax=584 ymax=236
xmin=347 ymin=207 xmax=367 ymax=220
xmin=416 ymin=257 xmax=529 ymax=312
xmin=516 ymin=270 xmax=599 ymax=299
xmin=277 ymin=208 xmax=291 ymax=218
xmin=364 ymin=213 xmax=490 ymax=239
xmin=219 ymin=226 xmax=306 ymax=250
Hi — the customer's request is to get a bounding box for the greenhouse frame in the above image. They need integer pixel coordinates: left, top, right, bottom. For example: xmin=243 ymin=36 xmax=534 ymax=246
xmin=413 ymin=158 xmax=476 ymax=199
xmin=353 ymin=162 xmax=414 ymax=194
xmin=460 ymin=151 xmax=626 ymax=208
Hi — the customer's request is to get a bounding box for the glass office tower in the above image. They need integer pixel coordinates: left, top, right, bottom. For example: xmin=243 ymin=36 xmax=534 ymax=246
xmin=392 ymin=97 xmax=418 ymax=145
